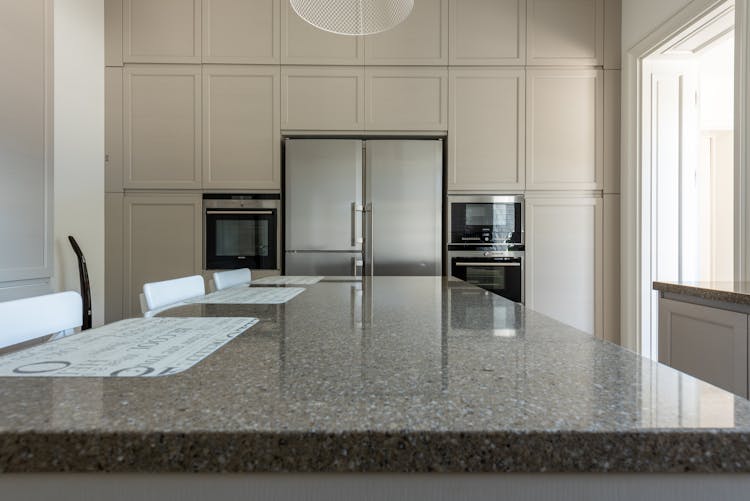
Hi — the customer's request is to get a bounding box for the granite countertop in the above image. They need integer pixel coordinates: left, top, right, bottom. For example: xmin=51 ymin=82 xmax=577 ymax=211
xmin=654 ymin=280 xmax=750 ymax=306
xmin=2 ymin=277 xmax=750 ymax=473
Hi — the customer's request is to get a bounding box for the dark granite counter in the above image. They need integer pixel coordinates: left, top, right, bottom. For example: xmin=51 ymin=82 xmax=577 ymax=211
xmin=654 ymin=281 xmax=750 ymax=306
xmin=2 ymin=277 xmax=750 ymax=473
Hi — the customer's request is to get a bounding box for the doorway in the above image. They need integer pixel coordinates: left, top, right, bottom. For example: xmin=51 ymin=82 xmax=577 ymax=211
xmin=640 ymin=1 xmax=735 ymax=359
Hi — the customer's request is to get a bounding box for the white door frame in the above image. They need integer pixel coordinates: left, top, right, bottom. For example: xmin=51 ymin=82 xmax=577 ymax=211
xmin=621 ymin=0 xmax=744 ymax=353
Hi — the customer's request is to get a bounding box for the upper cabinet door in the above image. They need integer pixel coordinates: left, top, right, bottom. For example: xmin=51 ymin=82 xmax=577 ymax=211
xmin=281 ymin=67 xmax=365 ymax=130
xmin=364 ymin=0 xmax=448 ymax=65
xmin=124 ymin=65 xmax=202 ymax=189
xmin=365 ymin=67 xmax=448 ymax=131
xmin=124 ymin=0 xmax=201 ymax=63
xmin=527 ymin=0 xmax=603 ymax=66
xmin=203 ymin=66 xmax=280 ymax=190
xmin=448 ymin=68 xmax=525 ymax=191
xmin=203 ymin=0 xmax=280 ymax=64
xmin=449 ymin=0 xmax=526 ymax=66
xmin=526 ymin=69 xmax=603 ymax=190
xmin=281 ymin=2 xmax=363 ymax=65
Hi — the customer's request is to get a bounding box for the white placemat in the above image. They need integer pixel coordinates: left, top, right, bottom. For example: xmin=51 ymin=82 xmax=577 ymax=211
xmin=0 ymin=317 xmax=258 ymax=378
xmin=185 ymin=287 xmax=305 ymax=304
xmin=252 ymin=276 xmax=324 ymax=285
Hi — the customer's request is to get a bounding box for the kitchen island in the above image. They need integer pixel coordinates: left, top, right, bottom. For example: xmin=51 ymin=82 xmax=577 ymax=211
xmin=2 ymin=277 xmax=750 ymax=499
xmin=654 ymin=280 xmax=750 ymax=399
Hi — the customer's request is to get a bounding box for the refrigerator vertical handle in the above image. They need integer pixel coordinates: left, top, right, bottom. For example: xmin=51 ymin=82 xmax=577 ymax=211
xmin=364 ymin=203 xmax=374 ymax=277
xmin=351 ymin=203 xmax=364 ymax=247
xmin=352 ymin=257 xmax=363 ymax=277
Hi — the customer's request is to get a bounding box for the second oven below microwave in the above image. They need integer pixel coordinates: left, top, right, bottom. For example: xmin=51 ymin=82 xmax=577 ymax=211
xmin=450 ymin=256 xmax=524 ymax=304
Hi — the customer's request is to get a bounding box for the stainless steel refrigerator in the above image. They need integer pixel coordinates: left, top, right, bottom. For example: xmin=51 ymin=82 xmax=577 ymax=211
xmin=284 ymin=139 xmax=442 ymax=276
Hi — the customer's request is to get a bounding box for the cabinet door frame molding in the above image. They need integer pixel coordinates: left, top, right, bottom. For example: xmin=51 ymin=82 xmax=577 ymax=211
xmin=123 ymin=0 xmax=202 ymax=63
xmin=202 ymin=65 xmax=281 ymax=190
xmin=0 ymin=0 xmax=54 ymax=289
xmin=448 ymin=67 xmax=526 ymax=191
xmin=123 ymin=65 xmax=203 ymax=189
xmin=525 ymin=195 xmax=604 ymax=338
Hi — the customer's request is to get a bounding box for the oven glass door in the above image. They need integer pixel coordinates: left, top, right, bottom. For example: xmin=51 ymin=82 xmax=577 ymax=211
xmin=450 ymin=202 xmax=522 ymax=244
xmin=205 ymin=209 xmax=277 ymax=270
xmin=451 ymin=257 xmax=523 ymax=303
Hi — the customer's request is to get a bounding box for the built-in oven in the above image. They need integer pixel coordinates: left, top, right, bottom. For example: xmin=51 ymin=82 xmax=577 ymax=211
xmin=447 ymin=195 xmax=525 ymax=303
xmin=449 ymin=251 xmax=524 ymax=303
xmin=203 ymin=194 xmax=281 ymax=270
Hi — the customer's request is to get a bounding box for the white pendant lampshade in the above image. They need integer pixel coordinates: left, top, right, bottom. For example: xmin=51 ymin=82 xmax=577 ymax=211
xmin=290 ymin=0 xmax=414 ymax=36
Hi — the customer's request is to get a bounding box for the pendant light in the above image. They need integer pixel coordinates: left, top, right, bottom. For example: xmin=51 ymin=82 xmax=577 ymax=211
xmin=289 ymin=0 xmax=414 ymax=36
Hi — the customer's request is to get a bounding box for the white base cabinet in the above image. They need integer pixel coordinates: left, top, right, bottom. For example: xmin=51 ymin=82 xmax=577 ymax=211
xmin=525 ymin=196 xmax=603 ymax=337
xmin=658 ymin=298 xmax=748 ymax=398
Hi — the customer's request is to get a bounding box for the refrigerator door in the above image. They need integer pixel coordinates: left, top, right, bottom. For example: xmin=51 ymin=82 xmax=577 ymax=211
xmin=364 ymin=140 xmax=443 ymax=276
xmin=285 ymin=251 xmax=363 ymax=277
xmin=285 ymin=139 xmax=363 ymax=252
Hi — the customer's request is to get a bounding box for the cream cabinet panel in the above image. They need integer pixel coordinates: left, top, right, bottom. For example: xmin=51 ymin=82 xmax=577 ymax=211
xmin=526 ymin=69 xmax=603 ymax=190
xmin=281 ymin=67 xmax=365 ymax=130
xmin=281 ymin=2 xmax=363 ymax=64
xmin=365 ymin=67 xmax=447 ymax=131
xmin=203 ymin=66 xmax=280 ymax=190
xmin=105 ymin=0 xmax=123 ymax=66
xmin=604 ymin=70 xmax=621 ymax=194
xmin=0 ymin=0 xmax=53 ymax=285
xmin=448 ymin=68 xmax=525 ymax=191
xmin=105 ymin=193 xmax=124 ymax=323
xmin=124 ymin=65 xmax=202 ymax=189
xmin=603 ymin=194 xmax=620 ymax=344
xmin=526 ymin=197 xmax=603 ymax=337
xmin=123 ymin=194 xmax=202 ymax=318
xmin=105 ymin=67 xmax=124 ymax=193
xmin=604 ymin=0 xmax=621 ymax=69
xmin=203 ymin=0 xmax=279 ymax=64
xmin=449 ymin=0 xmax=525 ymax=65
xmin=527 ymin=0 xmax=603 ymax=66
xmin=124 ymin=0 xmax=201 ymax=63
xmin=364 ymin=0 xmax=448 ymax=65
xmin=659 ymin=298 xmax=748 ymax=398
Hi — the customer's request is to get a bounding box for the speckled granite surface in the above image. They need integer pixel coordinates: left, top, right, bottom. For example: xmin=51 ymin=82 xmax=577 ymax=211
xmin=654 ymin=281 xmax=750 ymax=306
xmin=2 ymin=277 xmax=750 ymax=473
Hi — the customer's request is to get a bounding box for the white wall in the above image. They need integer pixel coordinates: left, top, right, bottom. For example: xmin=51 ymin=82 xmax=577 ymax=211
xmin=699 ymin=35 xmax=735 ymax=130
xmin=622 ymin=0 xmax=693 ymax=52
xmin=54 ymin=0 xmax=105 ymax=327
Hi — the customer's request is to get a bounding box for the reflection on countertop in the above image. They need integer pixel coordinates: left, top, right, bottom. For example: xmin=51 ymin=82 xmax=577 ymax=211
xmin=0 ymin=277 xmax=749 ymax=473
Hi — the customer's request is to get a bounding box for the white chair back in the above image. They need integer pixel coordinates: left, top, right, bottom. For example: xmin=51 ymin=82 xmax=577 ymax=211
xmin=142 ymin=275 xmax=205 ymax=317
xmin=0 ymin=291 xmax=82 ymax=349
xmin=213 ymin=268 xmax=252 ymax=291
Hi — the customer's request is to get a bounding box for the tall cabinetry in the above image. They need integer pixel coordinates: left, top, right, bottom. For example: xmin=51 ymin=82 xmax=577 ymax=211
xmin=446 ymin=0 xmax=620 ymax=341
xmin=106 ymin=0 xmax=283 ymax=320
xmin=105 ymin=0 xmax=623 ymax=336
xmin=0 ymin=0 xmax=53 ymax=301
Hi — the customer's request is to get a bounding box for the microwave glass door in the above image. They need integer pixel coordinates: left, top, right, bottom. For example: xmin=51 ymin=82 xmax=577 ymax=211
xmin=451 ymin=258 xmax=523 ymax=303
xmin=451 ymin=202 xmax=522 ymax=244
xmin=206 ymin=210 xmax=277 ymax=269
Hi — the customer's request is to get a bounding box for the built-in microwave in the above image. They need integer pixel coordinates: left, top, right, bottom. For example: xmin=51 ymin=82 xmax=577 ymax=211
xmin=203 ymin=194 xmax=281 ymax=270
xmin=447 ymin=195 xmax=524 ymax=246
